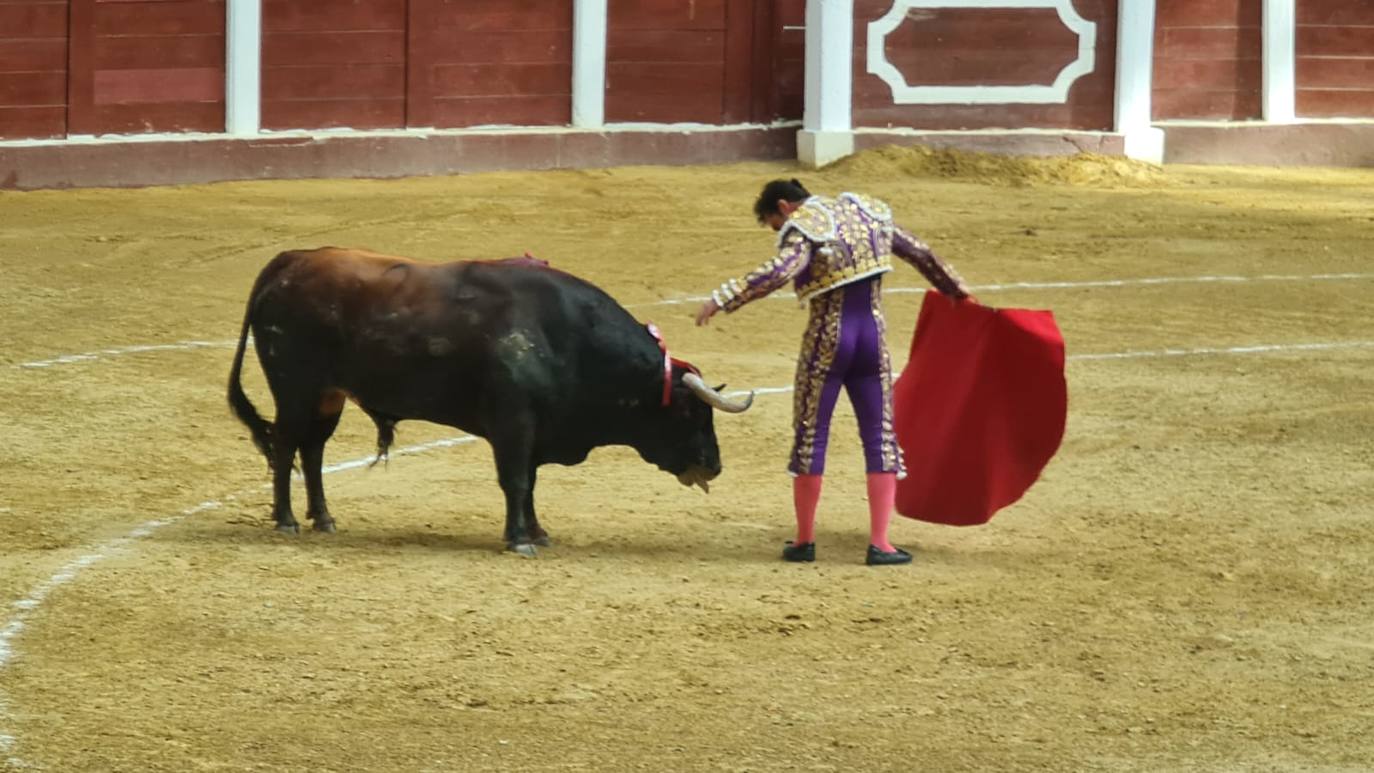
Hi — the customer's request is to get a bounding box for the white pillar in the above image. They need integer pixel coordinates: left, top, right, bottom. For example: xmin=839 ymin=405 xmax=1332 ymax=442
xmin=798 ymin=0 xmax=854 ymax=167
xmin=572 ymin=0 xmax=608 ymax=128
xmin=1113 ymin=0 xmax=1164 ymax=163
xmin=1262 ymin=0 xmax=1297 ymax=122
xmin=225 ymin=0 xmax=262 ymax=135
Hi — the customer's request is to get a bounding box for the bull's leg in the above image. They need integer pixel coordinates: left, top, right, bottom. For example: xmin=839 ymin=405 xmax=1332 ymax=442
xmin=300 ymin=403 xmax=344 ymax=533
xmin=492 ymin=427 xmax=538 ymax=556
xmin=269 ymin=429 xmax=301 ymax=534
xmin=524 ymin=468 xmax=551 ymax=547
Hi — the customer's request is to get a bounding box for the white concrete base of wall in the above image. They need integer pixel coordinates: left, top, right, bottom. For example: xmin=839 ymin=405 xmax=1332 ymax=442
xmin=798 ymin=129 xmax=856 ymax=168
xmin=1123 ymin=127 xmax=1166 ymax=165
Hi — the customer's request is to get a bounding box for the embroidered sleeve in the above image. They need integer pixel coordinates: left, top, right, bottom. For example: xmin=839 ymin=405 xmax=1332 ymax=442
xmin=713 ymin=231 xmax=811 ymax=313
xmin=892 ymin=224 xmax=970 ymax=299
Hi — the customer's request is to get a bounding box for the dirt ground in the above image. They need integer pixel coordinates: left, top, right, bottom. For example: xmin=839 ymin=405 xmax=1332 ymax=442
xmin=1 ymin=148 xmax=1371 ymax=772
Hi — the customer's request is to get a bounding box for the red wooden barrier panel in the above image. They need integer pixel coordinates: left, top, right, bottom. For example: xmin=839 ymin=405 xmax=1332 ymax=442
xmin=406 ymin=0 xmax=572 ymax=128
xmin=68 ymin=0 xmax=225 ymax=135
xmin=0 ymin=1 xmax=68 ymax=139
xmin=852 ymin=0 xmax=1117 ymax=131
xmin=1152 ymin=0 xmax=1262 ymax=120
xmin=1297 ymin=0 xmax=1374 ymax=117
xmin=261 ymin=0 xmax=406 ymax=131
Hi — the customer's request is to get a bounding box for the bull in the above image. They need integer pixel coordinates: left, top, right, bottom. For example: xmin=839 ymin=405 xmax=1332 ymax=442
xmin=226 ymin=248 xmax=753 ymax=554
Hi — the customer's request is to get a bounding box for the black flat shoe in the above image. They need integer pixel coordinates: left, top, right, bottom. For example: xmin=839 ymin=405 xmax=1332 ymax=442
xmin=866 ymin=545 xmax=913 ymax=566
xmin=782 ymin=541 xmax=815 ymax=562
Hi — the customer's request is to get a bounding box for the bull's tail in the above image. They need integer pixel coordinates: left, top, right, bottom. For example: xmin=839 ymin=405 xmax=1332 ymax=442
xmin=227 ymin=257 xmax=288 ymax=465
xmin=362 ymin=408 xmax=397 ymax=468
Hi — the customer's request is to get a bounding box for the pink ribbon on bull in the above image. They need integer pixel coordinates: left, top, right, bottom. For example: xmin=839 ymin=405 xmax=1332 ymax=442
xmin=646 ymin=323 xmax=699 ymax=407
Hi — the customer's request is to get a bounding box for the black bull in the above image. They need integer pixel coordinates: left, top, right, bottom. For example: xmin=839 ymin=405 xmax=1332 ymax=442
xmin=227 ymin=248 xmax=753 ymax=554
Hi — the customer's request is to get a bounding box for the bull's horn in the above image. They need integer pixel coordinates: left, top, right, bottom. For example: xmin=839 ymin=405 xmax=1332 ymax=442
xmin=683 ymin=373 xmax=754 ymax=413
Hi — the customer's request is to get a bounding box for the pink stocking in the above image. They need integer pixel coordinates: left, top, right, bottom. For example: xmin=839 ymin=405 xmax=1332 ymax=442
xmin=867 ymin=472 xmax=897 ymax=552
xmin=792 ymin=474 xmax=822 ymax=544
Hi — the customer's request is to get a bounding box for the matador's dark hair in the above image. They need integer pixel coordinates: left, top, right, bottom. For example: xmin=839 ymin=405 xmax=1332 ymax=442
xmin=753 ymin=178 xmax=811 ymax=223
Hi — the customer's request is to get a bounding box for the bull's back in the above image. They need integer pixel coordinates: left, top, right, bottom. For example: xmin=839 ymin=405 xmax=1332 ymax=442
xmin=249 ymin=248 xmax=588 ymax=425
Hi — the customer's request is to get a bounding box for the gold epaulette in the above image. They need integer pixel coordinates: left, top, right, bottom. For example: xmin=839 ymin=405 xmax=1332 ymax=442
xmin=776 ymin=197 xmax=836 ymax=248
xmin=838 ymin=192 xmax=893 ymax=223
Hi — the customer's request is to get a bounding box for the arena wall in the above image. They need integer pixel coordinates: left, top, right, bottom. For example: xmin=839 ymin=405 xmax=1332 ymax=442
xmin=1 ymin=0 xmax=1373 ymax=190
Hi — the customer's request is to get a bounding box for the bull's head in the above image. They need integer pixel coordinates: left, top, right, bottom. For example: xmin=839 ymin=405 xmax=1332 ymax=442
xmin=637 ymin=363 xmax=753 ymax=492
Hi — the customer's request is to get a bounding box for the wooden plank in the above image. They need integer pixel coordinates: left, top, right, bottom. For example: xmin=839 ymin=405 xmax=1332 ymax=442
xmin=1297 ymin=0 xmax=1374 ymax=26
xmin=0 ymin=71 xmax=66 ymax=106
xmin=263 ymin=64 xmax=404 ymax=101
xmin=422 ymin=1 xmax=572 ymax=31
xmin=1154 ymin=87 xmax=1262 ymax=120
xmin=0 ymin=38 xmax=68 ymax=72
xmin=261 ymin=97 xmax=406 ymax=130
xmin=1156 ymin=26 xmax=1263 ymax=60
xmin=609 ymin=0 xmax=726 ymax=31
xmin=1297 ymin=88 xmax=1374 ymax=118
xmin=416 ymin=29 xmax=571 ymax=65
xmin=721 ymin=0 xmax=752 ymax=123
xmin=85 ymin=101 xmax=223 ymax=133
xmin=263 ymin=0 xmax=405 ymax=33
xmin=0 ymin=105 xmax=66 ymax=139
xmin=427 ymin=94 xmax=569 ymax=127
xmin=93 ymin=66 xmax=222 ymax=104
xmin=1154 ymin=57 xmax=1262 ymax=92
xmin=262 ymin=31 xmax=405 ymax=67
xmin=1297 ymin=57 xmax=1374 ymax=90
xmin=1297 ymin=25 xmax=1374 ymax=59
xmin=0 ymin=3 xmax=69 ymax=38
xmin=95 ymin=33 xmax=224 ymax=69
xmin=68 ymin=0 xmax=97 ymax=134
xmin=430 ymin=63 xmax=569 ymax=98
xmin=1155 ymin=0 xmax=1261 ymax=28
xmin=607 ymin=29 xmax=725 ymax=63
xmin=93 ymin=0 xmax=226 ymax=36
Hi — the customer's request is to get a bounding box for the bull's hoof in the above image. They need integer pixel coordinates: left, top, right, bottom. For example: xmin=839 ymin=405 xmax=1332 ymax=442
xmin=274 ymin=523 xmax=301 ymax=535
xmin=533 ymin=535 xmax=552 ymax=547
xmin=507 ymin=542 xmax=538 ymax=558
xmin=312 ymin=520 xmax=337 ymax=534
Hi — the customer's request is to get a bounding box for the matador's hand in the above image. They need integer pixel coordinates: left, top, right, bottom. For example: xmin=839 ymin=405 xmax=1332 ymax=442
xmin=695 ymin=299 xmax=720 ymax=327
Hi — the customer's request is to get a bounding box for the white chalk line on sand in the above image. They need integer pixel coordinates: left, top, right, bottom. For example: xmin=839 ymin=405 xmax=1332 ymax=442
xmin=628 ymin=271 xmax=1374 ymax=308
xmin=12 ymin=271 xmax=1374 ymax=371
xmin=15 ymin=340 xmax=229 ymax=370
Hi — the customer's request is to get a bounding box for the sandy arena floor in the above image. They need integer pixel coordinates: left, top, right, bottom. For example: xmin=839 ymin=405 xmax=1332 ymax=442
xmin=1 ymin=149 xmax=1371 ymax=772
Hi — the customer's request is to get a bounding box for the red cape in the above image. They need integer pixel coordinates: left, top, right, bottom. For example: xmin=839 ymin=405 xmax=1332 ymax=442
xmin=893 ymin=293 xmax=1067 ymax=526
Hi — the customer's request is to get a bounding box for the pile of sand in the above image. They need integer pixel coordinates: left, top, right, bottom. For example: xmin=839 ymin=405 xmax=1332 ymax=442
xmin=824 ymin=144 xmax=1165 ymax=188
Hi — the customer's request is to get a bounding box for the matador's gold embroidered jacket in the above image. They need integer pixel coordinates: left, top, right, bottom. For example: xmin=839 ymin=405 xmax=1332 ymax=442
xmin=712 ymin=193 xmax=970 ymax=311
